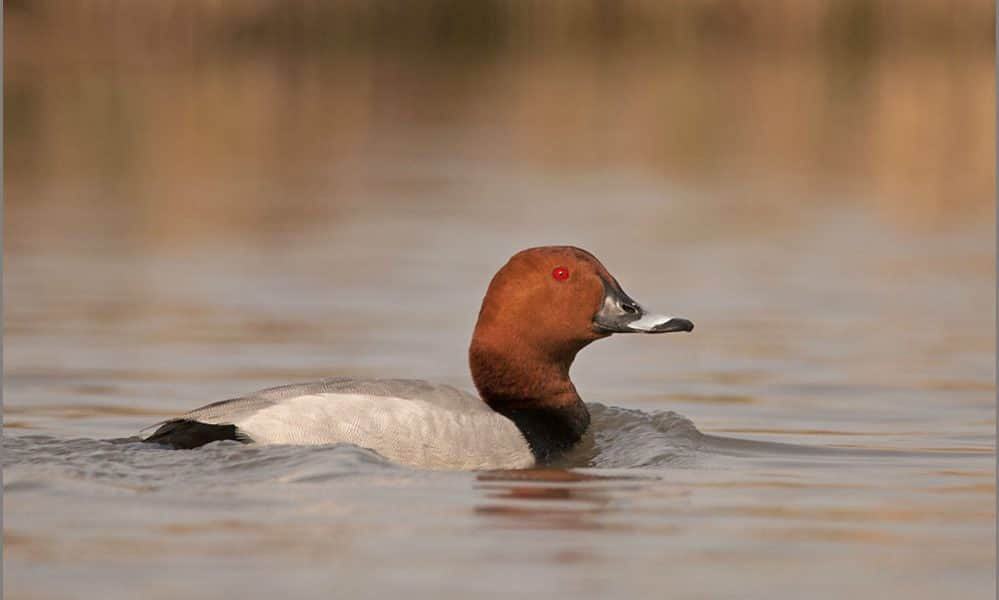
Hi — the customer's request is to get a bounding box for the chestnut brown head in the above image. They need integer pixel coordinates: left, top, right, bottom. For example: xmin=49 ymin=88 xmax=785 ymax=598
xmin=470 ymin=246 xmax=693 ymax=366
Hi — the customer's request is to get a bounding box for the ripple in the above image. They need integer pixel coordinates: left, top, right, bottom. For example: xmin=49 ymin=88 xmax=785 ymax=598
xmin=3 ymin=401 xmax=991 ymax=489
xmin=2 ymin=434 xmax=400 ymax=494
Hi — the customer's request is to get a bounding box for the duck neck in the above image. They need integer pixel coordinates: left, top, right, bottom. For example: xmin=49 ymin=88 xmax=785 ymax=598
xmin=468 ymin=336 xmax=591 ymax=462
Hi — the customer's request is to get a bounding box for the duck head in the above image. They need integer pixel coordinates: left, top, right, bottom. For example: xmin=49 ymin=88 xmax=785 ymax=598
xmin=469 ymin=246 xmax=693 ymax=414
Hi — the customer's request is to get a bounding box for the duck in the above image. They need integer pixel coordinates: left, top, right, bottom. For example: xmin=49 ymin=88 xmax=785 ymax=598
xmin=142 ymin=246 xmax=693 ymax=470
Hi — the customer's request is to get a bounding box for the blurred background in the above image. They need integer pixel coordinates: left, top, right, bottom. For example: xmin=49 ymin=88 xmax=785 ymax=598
xmin=5 ymin=0 xmax=994 ymax=419
xmin=3 ymin=3 xmax=996 ymax=600
xmin=4 ymin=0 xmax=995 ymax=433
xmin=6 ymin=0 xmax=994 ymax=242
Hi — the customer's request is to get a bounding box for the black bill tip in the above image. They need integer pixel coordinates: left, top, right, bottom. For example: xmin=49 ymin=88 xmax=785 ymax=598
xmin=648 ymin=317 xmax=694 ymax=333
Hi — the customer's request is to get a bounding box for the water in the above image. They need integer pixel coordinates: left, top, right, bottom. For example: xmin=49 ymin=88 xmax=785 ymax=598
xmin=5 ymin=12 xmax=996 ymax=598
xmin=5 ymin=190 xmax=994 ymax=599
xmin=4 ymin=408 xmax=993 ymax=600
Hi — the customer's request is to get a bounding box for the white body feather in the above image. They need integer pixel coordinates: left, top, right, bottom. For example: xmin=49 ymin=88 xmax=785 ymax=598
xmin=175 ymin=379 xmax=535 ymax=470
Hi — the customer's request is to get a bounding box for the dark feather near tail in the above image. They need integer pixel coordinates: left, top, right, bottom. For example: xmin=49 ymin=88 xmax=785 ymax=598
xmin=142 ymin=420 xmax=251 ymax=449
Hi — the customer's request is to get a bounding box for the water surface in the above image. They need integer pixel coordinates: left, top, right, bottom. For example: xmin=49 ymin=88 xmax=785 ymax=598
xmin=6 ymin=188 xmax=994 ymax=599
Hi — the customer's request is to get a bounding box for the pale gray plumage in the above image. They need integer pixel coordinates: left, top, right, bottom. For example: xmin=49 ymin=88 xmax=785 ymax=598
xmin=182 ymin=377 xmax=475 ymax=422
xmin=158 ymin=378 xmax=535 ymax=470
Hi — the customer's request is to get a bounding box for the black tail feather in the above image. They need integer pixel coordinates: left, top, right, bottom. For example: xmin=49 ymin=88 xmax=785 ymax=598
xmin=142 ymin=420 xmax=250 ymax=449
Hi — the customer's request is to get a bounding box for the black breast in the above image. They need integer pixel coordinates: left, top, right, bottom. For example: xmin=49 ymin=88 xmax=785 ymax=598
xmin=493 ymin=403 xmax=590 ymax=463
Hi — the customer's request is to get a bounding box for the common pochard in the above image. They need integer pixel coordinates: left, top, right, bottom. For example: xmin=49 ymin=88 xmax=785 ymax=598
xmin=143 ymin=246 xmax=693 ymax=470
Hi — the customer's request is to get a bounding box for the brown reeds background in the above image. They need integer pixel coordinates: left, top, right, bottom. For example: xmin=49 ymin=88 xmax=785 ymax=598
xmin=4 ymin=0 xmax=995 ymax=249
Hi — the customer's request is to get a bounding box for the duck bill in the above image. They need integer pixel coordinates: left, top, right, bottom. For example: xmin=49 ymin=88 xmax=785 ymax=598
xmin=592 ymin=277 xmax=694 ymax=334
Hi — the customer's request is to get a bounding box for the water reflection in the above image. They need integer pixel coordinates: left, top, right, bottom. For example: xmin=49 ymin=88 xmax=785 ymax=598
xmin=474 ymin=469 xmax=652 ymax=531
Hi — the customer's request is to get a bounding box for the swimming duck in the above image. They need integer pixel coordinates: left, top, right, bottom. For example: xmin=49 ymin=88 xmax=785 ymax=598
xmin=143 ymin=246 xmax=693 ymax=470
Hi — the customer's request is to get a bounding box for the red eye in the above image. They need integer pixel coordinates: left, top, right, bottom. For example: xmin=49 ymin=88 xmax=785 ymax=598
xmin=552 ymin=266 xmax=570 ymax=281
